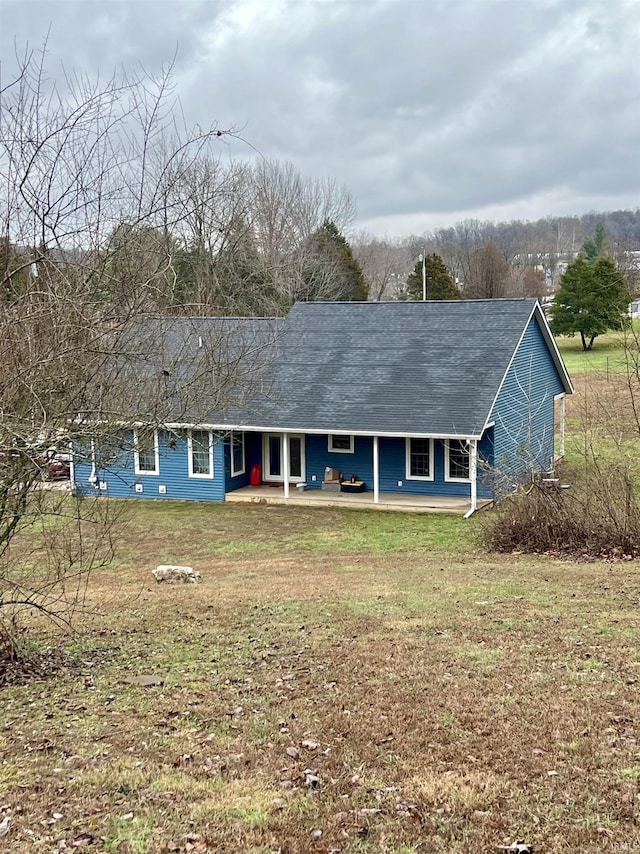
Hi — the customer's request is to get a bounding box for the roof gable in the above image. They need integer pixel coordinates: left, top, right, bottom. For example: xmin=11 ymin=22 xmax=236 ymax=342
xmin=239 ymin=298 xmax=562 ymax=438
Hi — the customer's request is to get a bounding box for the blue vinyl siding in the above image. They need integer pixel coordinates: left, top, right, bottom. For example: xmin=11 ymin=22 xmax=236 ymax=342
xmin=225 ymin=431 xmax=262 ymax=491
xmin=489 ymin=315 xmax=564 ymax=491
xmin=73 ymin=429 xmax=225 ymax=502
xmin=73 ymin=427 xmax=496 ymax=502
xmin=303 ymin=433 xmax=493 ymax=499
xmin=378 ymin=437 xmax=493 ymax=499
xmin=478 ymin=427 xmax=495 ymax=498
xmin=304 ymin=434 xmax=373 ymax=488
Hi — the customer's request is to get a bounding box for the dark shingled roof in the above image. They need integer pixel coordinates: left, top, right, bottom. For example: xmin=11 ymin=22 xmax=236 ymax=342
xmin=103 ymin=300 xmax=571 ymax=438
xmin=95 ymin=316 xmax=285 ymax=426
xmin=222 ymin=298 xmax=571 ymax=438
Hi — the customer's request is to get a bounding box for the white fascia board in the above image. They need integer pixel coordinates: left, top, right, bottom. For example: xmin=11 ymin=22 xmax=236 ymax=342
xmin=533 ymin=302 xmax=575 ymax=395
xmin=166 ymin=422 xmax=484 ymax=441
xmin=81 ymin=420 xmax=484 ymax=442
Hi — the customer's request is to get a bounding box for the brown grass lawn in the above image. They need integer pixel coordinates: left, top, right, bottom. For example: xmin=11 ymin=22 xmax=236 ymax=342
xmin=1 ymin=499 xmax=640 ymax=853
xmin=565 ymin=369 xmax=640 ymax=443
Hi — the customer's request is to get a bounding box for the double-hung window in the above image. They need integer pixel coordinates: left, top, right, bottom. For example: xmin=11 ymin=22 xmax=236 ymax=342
xmin=328 ymin=434 xmax=354 ymax=453
xmin=445 ymin=439 xmax=470 ymax=481
xmin=134 ymin=429 xmax=159 ymax=475
xmin=188 ymin=429 xmax=213 ymax=478
xmin=406 ymin=437 xmax=434 ymax=480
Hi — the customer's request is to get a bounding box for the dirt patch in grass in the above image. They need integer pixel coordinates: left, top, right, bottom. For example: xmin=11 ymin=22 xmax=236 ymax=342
xmin=2 ymin=503 xmax=640 ymax=852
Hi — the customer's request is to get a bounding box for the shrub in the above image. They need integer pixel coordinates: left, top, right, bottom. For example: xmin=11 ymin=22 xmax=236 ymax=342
xmin=481 ymin=462 xmax=640 ymax=558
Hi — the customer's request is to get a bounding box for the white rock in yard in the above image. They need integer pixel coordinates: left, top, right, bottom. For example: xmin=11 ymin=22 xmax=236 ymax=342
xmin=152 ymin=565 xmax=201 ymax=583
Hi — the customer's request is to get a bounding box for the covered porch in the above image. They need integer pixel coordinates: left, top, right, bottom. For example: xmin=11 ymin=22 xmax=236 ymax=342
xmin=242 ymin=431 xmax=490 ymax=517
xmin=225 ymin=484 xmax=492 ymax=515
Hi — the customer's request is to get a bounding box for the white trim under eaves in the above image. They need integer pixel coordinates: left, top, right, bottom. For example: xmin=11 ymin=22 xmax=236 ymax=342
xmin=162 ymin=422 xmax=484 ymax=441
xmin=481 ymin=301 xmax=574 ymax=435
xmin=77 ymin=418 xmax=484 ymax=442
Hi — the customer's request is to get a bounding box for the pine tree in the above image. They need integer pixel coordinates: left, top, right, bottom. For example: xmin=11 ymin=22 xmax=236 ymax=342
xmin=304 ymin=220 xmax=369 ymax=302
xmin=0 ymin=238 xmax=33 ymax=303
xmin=582 ymin=223 xmax=607 ymax=263
xmin=550 ymin=255 xmax=630 ymax=350
xmin=405 ymin=253 xmax=462 ymax=300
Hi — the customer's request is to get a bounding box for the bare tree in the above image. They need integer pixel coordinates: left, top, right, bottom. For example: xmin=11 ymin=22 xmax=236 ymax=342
xmin=351 ymin=233 xmax=412 ymax=300
xmin=0 ymin=42 xmax=242 ymax=650
xmin=612 ymin=237 xmax=640 ymax=296
xmin=160 ymin=158 xmax=255 ymax=312
xmin=245 ymin=159 xmax=358 ymax=308
xmin=465 ymin=241 xmax=513 ymax=299
xmin=130 ymin=157 xmax=359 ymax=315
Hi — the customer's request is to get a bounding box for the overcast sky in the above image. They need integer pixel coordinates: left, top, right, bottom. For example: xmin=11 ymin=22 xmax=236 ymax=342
xmin=1 ymin=0 xmax=639 ymax=237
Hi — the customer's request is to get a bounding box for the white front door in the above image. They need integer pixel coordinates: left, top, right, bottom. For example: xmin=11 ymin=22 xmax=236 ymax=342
xmin=263 ymin=434 xmax=305 ymax=482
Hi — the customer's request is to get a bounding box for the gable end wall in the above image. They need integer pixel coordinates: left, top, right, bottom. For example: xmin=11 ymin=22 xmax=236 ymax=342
xmin=489 ymin=315 xmax=565 ymax=490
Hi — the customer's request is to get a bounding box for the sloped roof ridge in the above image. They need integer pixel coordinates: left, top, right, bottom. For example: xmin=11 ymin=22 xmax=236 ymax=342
xmin=138 ymin=314 xmax=283 ymax=322
xmin=290 ymin=297 xmax=538 ymax=306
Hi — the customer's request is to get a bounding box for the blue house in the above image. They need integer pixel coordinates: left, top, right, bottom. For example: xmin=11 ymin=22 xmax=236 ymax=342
xmin=72 ymin=299 xmax=573 ymax=514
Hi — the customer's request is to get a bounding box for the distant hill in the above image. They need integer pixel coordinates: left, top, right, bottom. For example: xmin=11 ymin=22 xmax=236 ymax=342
xmin=353 ymin=210 xmax=640 ymax=300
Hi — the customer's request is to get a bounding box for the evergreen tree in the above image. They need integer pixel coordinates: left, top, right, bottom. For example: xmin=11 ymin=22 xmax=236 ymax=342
xmin=301 ymin=220 xmax=369 ymax=302
xmin=0 ymin=238 xmax=33 ymax=303
xmin=212 ymin=218 xmax=280 ymax=315
xmin=405 ymin=253 xmax=462 ymax=300
xmin=582 ymin=223 xmax=607 ymax=263
xmin=550 ymin=255 xmax=630 ymax=350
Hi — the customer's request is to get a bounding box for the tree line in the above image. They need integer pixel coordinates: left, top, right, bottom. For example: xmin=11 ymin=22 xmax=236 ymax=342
xmin=352 ymin=210 xmax=640 ymax=302
xmin=1 ymin=159 xmax=369 ymax=320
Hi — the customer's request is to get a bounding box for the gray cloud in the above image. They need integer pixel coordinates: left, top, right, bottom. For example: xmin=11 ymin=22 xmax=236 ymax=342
xmin=1 ymin=0 xmax=639 ymax=236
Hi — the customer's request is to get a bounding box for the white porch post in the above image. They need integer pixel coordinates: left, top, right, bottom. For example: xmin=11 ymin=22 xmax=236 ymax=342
xmin=283 ymin=432 xmax=290 ymax=498
xmin=469 ymin=438 xmax=478 ymax=514
xmin=373 ymin=435 xmax=379 ymax=504
xmin=89 ymin=438 xmax=97 ymax=485
xmin=68 ymin=440 xmax=76 ymax=486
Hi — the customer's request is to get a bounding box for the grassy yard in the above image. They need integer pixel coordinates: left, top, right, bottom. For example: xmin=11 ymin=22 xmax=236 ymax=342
xmin=2 ymin=326 xmax=640 ymax=853
xmin=2 ymin=502 xmax=640 ymax=853
xmin=555 ymin=329 xmax=630 ymax=376
xmin=559 ymin=327 xmax=640 ymax=465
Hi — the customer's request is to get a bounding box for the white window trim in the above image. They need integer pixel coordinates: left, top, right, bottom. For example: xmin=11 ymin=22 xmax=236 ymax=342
xmin=328 ymin=434 xmax=354 ymax=454
xmin=134 ymin=428 xmax=159 ymax=476
xmin=230 ymin=431 xmax=246 ymax=477
xmin=405 ymin=437 xmax=434 ymax=481
xmin=188 ymin=429 xmax=214 ymax=479
xmin=444 ymin=439 xmax=471 ymax=483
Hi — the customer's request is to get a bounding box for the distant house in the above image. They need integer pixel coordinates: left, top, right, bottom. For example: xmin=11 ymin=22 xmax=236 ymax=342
xmin=629 ymin=299 xmax=640 ymax=319
xmin=72 ymin=299 xmax=573 ymax=515
xmin=540 ymin=294 xmax=555 ymax=316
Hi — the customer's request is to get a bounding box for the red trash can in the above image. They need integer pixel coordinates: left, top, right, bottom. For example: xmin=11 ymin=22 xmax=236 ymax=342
xmin=250 ymin=463 xmax=261 ymax=486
